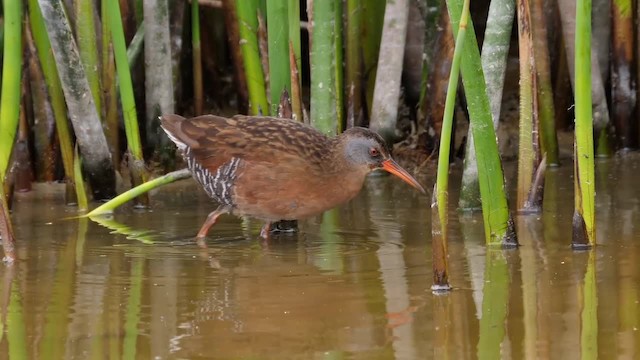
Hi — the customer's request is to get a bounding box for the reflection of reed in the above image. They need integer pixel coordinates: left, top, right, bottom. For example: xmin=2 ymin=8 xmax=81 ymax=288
xmin=518 ymin=216 xmax=540 ymax=360
xmin=366 ymin=176 xmax=418 ymax=360
xmin=477 ymin=249 xmax=509 ymax=359
xmin=89 ymin=215 xmax=156 ymax=244
xmin=123 ymin=258 xmax=144 ymax=360
xmin=315 ymin=209 xmax=344 ymax=273
xmin=39 ymin=224 xmax=77 ymax=359
xmin=1 ymin=265 xmax=14 ymax=344
xmin=460 ymin=213 xmax=485 ymax=319
xmin=432 ymin=295 xmax=451 ymax=359
xmin=580 ymin=250 xmax=597 ymax=359
xmin=4 ymin=265 xmax=28 ymax=358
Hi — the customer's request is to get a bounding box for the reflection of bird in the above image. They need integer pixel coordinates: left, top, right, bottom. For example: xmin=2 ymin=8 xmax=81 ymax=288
xmin=161 ymin=114 xmax=425 ymax=239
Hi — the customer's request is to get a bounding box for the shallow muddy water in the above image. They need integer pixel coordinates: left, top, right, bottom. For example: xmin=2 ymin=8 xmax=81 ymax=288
xmin=1 ymin=155 xmax=640 ymax=359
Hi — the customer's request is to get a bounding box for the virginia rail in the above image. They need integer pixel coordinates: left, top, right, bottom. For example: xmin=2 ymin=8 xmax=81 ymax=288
xmin=161 ymin=114 xmax=425 ymax=239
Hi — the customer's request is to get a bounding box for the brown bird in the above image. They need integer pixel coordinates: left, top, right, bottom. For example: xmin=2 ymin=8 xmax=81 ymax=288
xmin=161 ymin=114 xmax=425 ymax=239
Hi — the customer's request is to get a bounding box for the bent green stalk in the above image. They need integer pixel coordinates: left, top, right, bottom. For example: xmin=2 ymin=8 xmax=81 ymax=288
xmin=85 ymin=169 xmax=191 ymax=217
xmin=0 ymin=0 xmax=22 ymax=179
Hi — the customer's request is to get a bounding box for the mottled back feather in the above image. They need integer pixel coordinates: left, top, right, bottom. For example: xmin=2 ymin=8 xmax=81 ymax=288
xmin=162 ymin=114 xmax=336 ymax=172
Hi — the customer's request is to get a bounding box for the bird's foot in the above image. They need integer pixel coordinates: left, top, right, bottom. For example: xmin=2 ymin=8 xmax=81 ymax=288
xmin=260 ymin=220 xmax=298 ymax=239
xmin=195 ymin=206 xmax=231 ymax=245
xmin=195 ymin=236 xmax=208 ymax=249
xmin=271 ymin=220 xmax=298 ymax=233
xmin=260 ymin=223 xmax=271 ymax=239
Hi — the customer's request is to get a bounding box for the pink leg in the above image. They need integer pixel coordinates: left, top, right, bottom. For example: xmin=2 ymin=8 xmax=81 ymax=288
xmin=196 ymin=206 xmax=230 ymax=240
xmin=259 ymin=222 xmax=272 ymax=239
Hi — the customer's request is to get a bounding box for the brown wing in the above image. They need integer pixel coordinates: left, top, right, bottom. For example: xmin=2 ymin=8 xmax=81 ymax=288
xmin=162 ymin=114 xmax=334 ymax=174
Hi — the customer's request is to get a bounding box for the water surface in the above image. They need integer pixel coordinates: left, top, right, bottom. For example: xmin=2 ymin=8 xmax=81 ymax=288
xmin=1 ymin=156 xmax=640 ymax=359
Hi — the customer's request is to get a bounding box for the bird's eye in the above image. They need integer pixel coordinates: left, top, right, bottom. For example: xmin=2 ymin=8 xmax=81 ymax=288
xmin=369 ymin=147 xmax=380 ymax=157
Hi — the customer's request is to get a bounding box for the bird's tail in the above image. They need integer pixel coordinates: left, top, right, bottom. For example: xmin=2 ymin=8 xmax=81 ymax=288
xmin=160 ymin=114 xmax=192 ymax=150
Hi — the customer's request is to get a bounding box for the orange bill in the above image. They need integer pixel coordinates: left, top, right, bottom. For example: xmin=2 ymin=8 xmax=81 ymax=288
xmin=381 ymin=159 xmax=426 ymax=194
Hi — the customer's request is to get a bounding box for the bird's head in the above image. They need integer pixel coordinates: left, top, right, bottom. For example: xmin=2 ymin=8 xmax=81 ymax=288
xmin=340 ymin=127 xmax=426 ymax=194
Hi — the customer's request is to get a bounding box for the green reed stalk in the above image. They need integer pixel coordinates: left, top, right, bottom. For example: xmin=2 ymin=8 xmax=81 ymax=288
xmin=345 ymin=0 xmax=362 ymax=127
xmin=74 ymin=0 xmax=102 ymax=120
xmin=266 ymin=0 xmax=291 ymax=116
xmin=192 ymin=0 xmax=203 ymax=115
xmin=447 ymin=0 xmax=517 ymax=247
xmin=237 ymin=0 xmax=269 ymax=115
xmin=85 ymin=169 xmax=191 ymax=217
xmin=108 ymin=0 xmax=150 ymax=206
xmin=29 ymin=0 xmax=76 ymax=203
xmin=101 ymin=0 xmax=119 ymax=166
xmin=310 ymin=0 xmax=338 ymax=135
xmin=0 ymin=0 xmax=22 ymax=179
xmin=432 ymin=0 xmax=469 ymax=292
xmin=0 ymin=18 xmax=4 ymax=66
xmin=516 ymin=0 xmax=536 ymax=213
xmin=459 ymin=0 xmax=514 ymax=211
xmin=73 ymin=147 xmax=88 ymax=211
xmin=573 ymin=0 xmax=595 ymax=248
